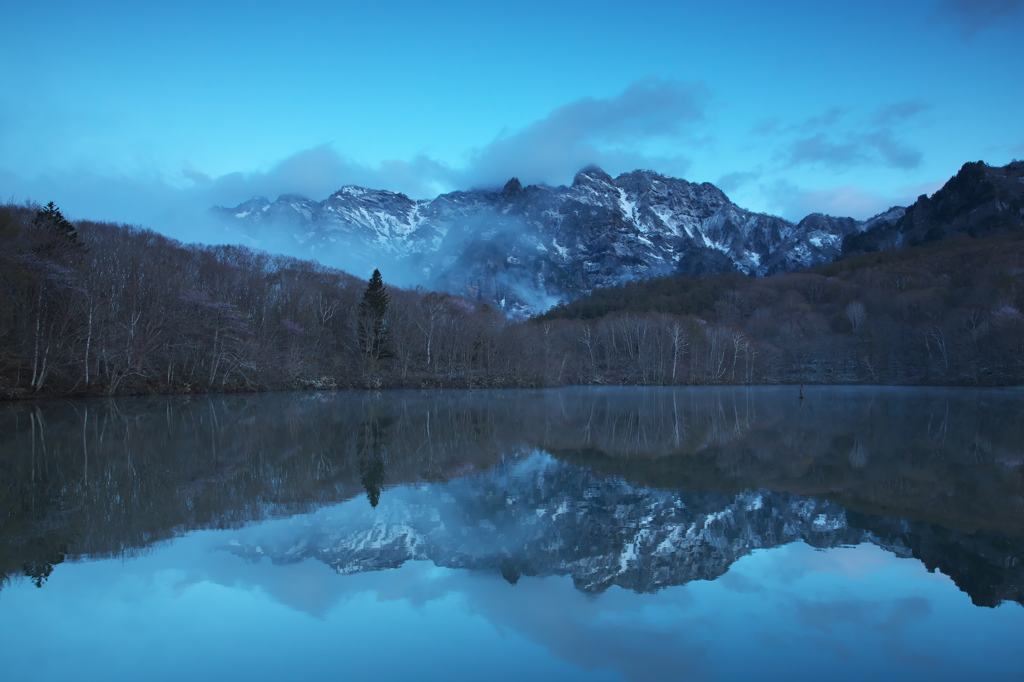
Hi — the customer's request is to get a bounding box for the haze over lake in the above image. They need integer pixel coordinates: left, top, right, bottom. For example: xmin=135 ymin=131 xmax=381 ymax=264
xmin=1 ymin=386 xmax=1023 ymax=680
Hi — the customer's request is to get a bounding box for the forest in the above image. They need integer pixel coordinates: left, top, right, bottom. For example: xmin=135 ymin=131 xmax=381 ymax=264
xmin=1 ymin=200 xmax=1023 ymax=398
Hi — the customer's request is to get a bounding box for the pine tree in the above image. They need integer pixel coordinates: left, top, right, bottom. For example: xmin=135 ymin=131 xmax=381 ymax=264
xmin=358 ymin=268 xmax=392 ymax=370
xmin=30 ymin=202 xmax=82 ymax=263
xmin=34 ymin=202 xmax=78 ymax=245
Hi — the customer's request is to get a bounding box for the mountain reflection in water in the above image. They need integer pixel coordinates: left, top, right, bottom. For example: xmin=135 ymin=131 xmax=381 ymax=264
xmin=2 ymin=386 xmax=1022 ymax=609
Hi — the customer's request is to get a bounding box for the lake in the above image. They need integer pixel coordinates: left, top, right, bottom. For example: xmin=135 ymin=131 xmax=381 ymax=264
xmin=1 ymin=387 xmax=1023 ymax=681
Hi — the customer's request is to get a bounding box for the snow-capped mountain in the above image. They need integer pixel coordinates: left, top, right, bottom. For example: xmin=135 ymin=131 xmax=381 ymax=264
xmin=215 ymin=167 xmax=900 ymax=313
xmin=222 ymin=454 xmax=1024 ymax=606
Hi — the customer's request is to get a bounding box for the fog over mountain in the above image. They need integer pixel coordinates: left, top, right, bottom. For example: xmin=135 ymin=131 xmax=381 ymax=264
xmin=216 ymin=160 xmax=1024 ymax=314
xmin=215 ymin=167 xmax=901 ymax=313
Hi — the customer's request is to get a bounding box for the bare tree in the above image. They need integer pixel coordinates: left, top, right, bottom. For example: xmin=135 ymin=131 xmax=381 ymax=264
xmin=845 ymin=301 xmax=867 ymax=333
xmin=668 ymin=320 xmax=688 ymax=384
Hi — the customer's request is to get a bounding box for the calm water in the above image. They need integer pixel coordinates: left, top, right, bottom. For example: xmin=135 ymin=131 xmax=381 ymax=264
xmin=1 ymin=387 xmax=1023 ymax=681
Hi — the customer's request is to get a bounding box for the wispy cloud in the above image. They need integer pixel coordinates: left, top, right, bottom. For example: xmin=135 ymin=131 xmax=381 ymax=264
xmin=786 ymin=135 xmax=866 ymax=170
xmin=199 ymin=78 xmax=708 ymax=201
xmin=782 ymin=101 xmax=928 ymax=171
xmin=1 ymin=77 xmax=712 ymax=229
xmin=203 ymin=146 xmax=455 ymax=203
xmin=934 ymin=0 xmax=1024 ymax=36
xmin=802 ymin=107 xmax=849 ymax=130
xmin=871 ymin=100 xmax=931 ymax=127
xmin=792 ymin=596 xmax=932 ymax=635
xmin=716 ymin=171 xmax=760 ymax=194
xmin=0 ymin=76 xmax=714 ymax=266
xmin=765 ymin=178 xmax=944 ymax=221
xmin=0 ymin=82 xmax=945 ymax=255
xmin=459 ymin=77 xmax=709 ymax=188
xmin=862 ymin=130 xmax=923 ymax=170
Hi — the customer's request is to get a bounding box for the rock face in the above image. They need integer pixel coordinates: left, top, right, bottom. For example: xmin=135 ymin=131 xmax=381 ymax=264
xmin=215 ymin=161 xmax=1024 ymax=314
xmin=842 ymin=160 xmax=1024 ymax=255
xmin=215 ymin=168 xmax=876 ymax=313
xmin=224 ymin=455 xmax=1024 ymax=606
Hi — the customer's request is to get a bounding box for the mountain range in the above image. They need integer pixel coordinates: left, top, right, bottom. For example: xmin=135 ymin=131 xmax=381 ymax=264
xmin=224 ymin=454 xmax=1024 ymax=607
xmin=216 ymin=160 xmax=1024 ymax=314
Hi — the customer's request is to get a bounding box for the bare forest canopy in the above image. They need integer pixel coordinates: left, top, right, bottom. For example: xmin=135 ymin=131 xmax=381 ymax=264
xmin=2 ymin=388 xmax=1022 ymax=604
xmin=2 ymin=200 xmax=1024 ymax=399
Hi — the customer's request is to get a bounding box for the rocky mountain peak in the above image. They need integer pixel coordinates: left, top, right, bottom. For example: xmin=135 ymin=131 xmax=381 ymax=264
xmin=500 ymin=177 xmax=524 ymax=201
xmin=842 ymin=160 xmax=1024 ymax=255
xmin=227 ymin=196 xmax=271 ymax=220
xmin=215 ymin=162 xmax=1022 ymax=314
xmin=215 ymin=167 xmax=877 ymax=313
xmin=572 ymin=165 xmax=615 ymax=187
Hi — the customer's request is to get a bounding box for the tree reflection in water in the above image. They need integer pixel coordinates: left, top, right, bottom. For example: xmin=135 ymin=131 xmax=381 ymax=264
xmin=0 ymin=387 xmax=1022 ymax=606
xmin=358 ymin=413 xmax=389 ymax=508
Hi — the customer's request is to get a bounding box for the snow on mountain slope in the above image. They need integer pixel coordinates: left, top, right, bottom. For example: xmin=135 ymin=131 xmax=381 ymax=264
xmin=214 ymin=167 xmax=882 ymax=313
xmin=219 ymin=452 xmax=1024 ymax=605
xmin=221 ymin=454 xmax=865 ymax=593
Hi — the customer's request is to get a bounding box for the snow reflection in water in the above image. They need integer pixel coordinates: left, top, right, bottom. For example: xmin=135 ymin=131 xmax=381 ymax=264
xmin=1 ymin=387 xmax=1023 ymax=680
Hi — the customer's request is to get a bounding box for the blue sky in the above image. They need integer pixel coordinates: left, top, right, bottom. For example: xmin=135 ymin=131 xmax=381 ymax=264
xmin=2 ymin=0 xmax=1023 ymax=240
xmin=4 ymin=515 xmax=1023 ymax=681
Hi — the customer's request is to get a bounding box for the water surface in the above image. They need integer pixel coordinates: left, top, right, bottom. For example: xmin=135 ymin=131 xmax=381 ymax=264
xmin=1 ymin=387 xmax=1023 ymax=680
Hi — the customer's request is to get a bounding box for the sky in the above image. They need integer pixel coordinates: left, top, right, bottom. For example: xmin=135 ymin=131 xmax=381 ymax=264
xmin=4 ymin=510 xmax=1023 ymax=681
xmin=2 ymin=0 xmax=1023 ymax=243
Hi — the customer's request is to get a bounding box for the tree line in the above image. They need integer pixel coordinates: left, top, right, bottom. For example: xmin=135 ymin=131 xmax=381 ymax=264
xmin=2 ymin=201 xmax=1023 ymax=398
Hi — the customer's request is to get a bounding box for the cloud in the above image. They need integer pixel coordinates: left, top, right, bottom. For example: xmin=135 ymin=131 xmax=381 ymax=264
xmin=764 ymin=179 xmax=944 ymax=221
xmin=791 ymin=596 xmax=932 ymax=635
xmin=202 ymin=78 xmax=709 ymax=201
xmin=934 ymin=0 xmax=1024 ymax=35
xmin=861 ymin=130 xmax=923 ymax=169
xmin=203 ymin=145 xmax=455 ymax=204
xmin=717 ymin=171 xmax=760 ymax=194
xmin=2 ymin=77 xmax=710 ymax=228
xmin=749 ymin=118 xmax=783 ymax=136
xmin=460 ymin=77 xmax=710 ymax=188
xmin=1 ymin=149 xmax=452 ymax=219
xmin=0 ymin=76 xmax=716 ymax=286
xmin=768 ymin=181 xmax=893 ymax=220
xmin=783 ymin=101 xmax=927 ymax=171
xmin=0 ymin=160 xmax=433 ymax=283
xmin=801 ymin=107 xmax=848 ymax=131
xmin=753 ymin=108 xmax=849 ymax=138
xmin=52 ymin=76 xmax=701 ymax=284
xmin=871 ymin=100 xmax=931 ymax=127
xmin=787 ymin=134 xmax=866 ymax=169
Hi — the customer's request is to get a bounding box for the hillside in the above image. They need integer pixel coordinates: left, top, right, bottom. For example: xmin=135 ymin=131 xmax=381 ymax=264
xmin=539 ymin=232 xmax=1024 ymax=385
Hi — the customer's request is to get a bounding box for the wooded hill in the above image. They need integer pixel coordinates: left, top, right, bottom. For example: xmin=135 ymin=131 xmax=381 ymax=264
xmin=539 ymin=232 xmax=1024 ymax=385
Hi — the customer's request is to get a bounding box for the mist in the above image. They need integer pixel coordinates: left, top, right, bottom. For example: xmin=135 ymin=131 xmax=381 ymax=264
xmin=0 ymin=78 xmax=708 ymax=263
xmin=0 ymin=162 xmax=430 ymax=284
xmin=0 ymin=74 xmax=952 ymax=288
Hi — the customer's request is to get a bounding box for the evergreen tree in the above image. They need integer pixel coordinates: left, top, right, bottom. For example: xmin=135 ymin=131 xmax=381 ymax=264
xmin=31 ymin=202 xmax=82 ymax=262
xmin=34 ymin=202 xmax=78 ymax=245
xmin=358 ymin=268 xmax=392 ymax=370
